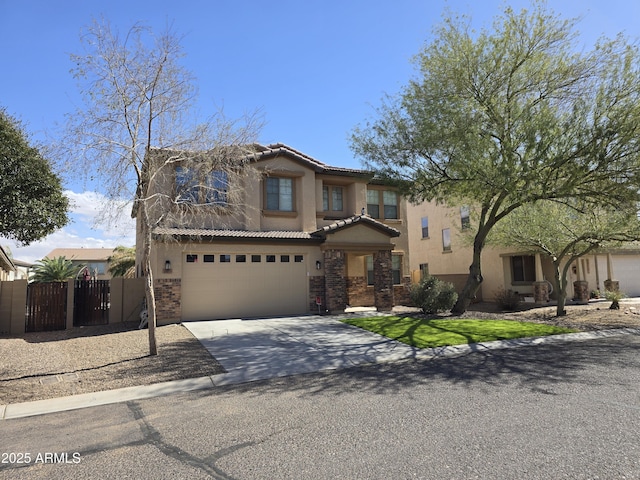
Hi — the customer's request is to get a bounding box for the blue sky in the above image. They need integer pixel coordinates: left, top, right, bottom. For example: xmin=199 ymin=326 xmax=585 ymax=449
xmin=1 ymin=0 xmax=638 ymax=262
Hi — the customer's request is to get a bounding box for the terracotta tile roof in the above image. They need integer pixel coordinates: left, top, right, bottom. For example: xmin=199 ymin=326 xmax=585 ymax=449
xmin=251 ymin=143 xmax=374 ymax=178
xmin=153 ymin=227 xmax=320 ymax=241
xmin=45 ymin=248 xmax=115 ymax=261
xmin=314 ymin=215 xmax=401 ymax=237
xmin=154 ymin=215 xmax=399 ymax=242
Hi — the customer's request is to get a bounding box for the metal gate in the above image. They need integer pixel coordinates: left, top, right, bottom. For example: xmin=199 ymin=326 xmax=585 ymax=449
xmin=25 ymin=282 xmax=68 ymax=332
xmin=74 ymin=280 xmax=110 ymax=326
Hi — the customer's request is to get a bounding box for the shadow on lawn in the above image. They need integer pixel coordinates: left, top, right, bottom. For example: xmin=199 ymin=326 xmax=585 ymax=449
xmin=194 ymin=334 xmax=640 ymax=400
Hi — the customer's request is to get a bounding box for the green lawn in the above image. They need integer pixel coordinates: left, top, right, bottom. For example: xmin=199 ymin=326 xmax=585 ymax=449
xmin=342 ymin=316 xmax=577 ymax=348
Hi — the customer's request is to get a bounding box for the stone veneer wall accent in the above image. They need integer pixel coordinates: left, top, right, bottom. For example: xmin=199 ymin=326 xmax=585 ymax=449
xmin=324 ymin=249 xmax=347 ymax=312
xmin=373 ymin=250 xmax=394 ymax=311
xmin=347 ymin=276 xmax=374 ymax=307
xmin=309 ymin=276 xmax=326 ymax=312
xmin=393 ymin=276 xmax=413 ymax=306
xmin=154 ymin=278 xmax=181 ymax=324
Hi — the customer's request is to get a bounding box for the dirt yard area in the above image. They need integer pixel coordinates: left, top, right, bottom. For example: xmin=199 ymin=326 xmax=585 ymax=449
xmin=0 ymin=322 xmax=224 ymax=405
xmin=1 ymin=301 xmax=639 ymax=406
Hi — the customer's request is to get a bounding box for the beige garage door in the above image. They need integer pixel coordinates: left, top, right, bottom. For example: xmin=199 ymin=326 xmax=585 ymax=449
xmin=611 ymin=256 xmax=640 ymax=297
xmin=181 ymin=253 xmax=309 ymax=321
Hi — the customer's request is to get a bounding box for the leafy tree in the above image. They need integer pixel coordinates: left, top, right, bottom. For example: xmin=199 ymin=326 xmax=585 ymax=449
xmin=489 ymin=200 xmax=640 ymax=316
xmin=0 ymin=109 xmax=68 ymax=245
xmin=63 ymin=20 xmax=261 ymax=355
xmin=31 ymin=256 xmax=83 ymax=283
xmin=351 ymin=2 xmax=640 ymax=313
xmin=108 ymin=246 xmax=135 ymax=278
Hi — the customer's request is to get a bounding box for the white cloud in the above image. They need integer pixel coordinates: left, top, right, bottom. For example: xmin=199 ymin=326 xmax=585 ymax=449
xmin=1 ymin=190 xmax=136 ymax=263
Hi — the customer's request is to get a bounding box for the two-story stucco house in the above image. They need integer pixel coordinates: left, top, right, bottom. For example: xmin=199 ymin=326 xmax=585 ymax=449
xmin=406 ymin=200 xmax=640 ymax=304
xmin=138 ymin=144 xmax=411 ymax=324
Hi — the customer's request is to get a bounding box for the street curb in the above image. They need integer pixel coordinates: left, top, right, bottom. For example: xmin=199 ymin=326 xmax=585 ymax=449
xmin=2 ymin=327 xmax=639 ymax=420
xmin=1 ymin=376 xmax=216 ymax=420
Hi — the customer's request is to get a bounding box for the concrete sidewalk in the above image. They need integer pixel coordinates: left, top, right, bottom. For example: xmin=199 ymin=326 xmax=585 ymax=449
xmin=2 ymin=312 xmax=639 ymax=420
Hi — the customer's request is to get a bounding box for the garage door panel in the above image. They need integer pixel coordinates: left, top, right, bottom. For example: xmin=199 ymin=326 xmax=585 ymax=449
xmin=181 ymin=253 xmax=308 ymax=321
xmin=611 ymin=257 xmax=640 ymax=297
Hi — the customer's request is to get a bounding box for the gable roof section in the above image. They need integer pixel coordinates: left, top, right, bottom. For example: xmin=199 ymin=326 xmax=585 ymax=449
xmin=313 ymin=215 xmax=400 ymax=238
xmin=251 ymin=143 xmax=374 ymax=179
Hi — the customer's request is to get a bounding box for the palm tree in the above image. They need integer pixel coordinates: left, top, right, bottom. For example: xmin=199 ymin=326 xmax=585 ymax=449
xmin=108 ymin=246 xmax=136 ymax=278
xmin=31 ymin=256 xmax=83 ymax=282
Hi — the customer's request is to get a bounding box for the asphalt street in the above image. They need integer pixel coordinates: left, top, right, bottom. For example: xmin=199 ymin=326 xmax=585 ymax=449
xmin=1 ymin=334 xmax=639 ymax=479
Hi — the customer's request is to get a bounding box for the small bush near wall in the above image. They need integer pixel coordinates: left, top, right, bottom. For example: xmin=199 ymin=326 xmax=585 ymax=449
xmin=494 ymin=289 xmax=521 ymax=311
xmin=410 ymin=275 xmax=458 ymax=314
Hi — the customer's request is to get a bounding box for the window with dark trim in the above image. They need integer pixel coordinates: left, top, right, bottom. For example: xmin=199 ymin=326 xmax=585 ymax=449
xmin=266 ymin=255 xmax=276 ymax=263
xmin=366 ymin=256 xmax=374 ymax=286
xmin=421 ymin=217 xmax=429 ymax=238
xmin=460 ymin=206 xmax=470 ymax=230
xmin=442 ymin=228 xmax=451 ymax=252
xmin=186 ymin=254 xmax=198 ymax=263
xmin=220 ymin=254 xmax=231 ymax=263
xmin=365 ymin=254 xmax=402 ymax=285
xmin=294 ymin=255 xmax=304 ymax=263
xmin=366 ymin=188 xmax=399 ymax=220
xmin=176 ymin=166 xmax=229 ymax=206
xmin=511 ymin=255 xmax=536 ymax=282
xmin=236 ymin=255 xmax=246 ymax=263
xmin=281 ymin=255 xmax=290 ymax=263
xmin=392 ymin=255 xmax=402 ymax=285
xmin=203 ymin=255 xmax=215 ymax=263
xmin=251 ymin=255 xmax=261 ymax=263
xmin=265 ymin=177 xmax=293 ymax=211
xmin=322 ymin=185 xmax=344 ymax=212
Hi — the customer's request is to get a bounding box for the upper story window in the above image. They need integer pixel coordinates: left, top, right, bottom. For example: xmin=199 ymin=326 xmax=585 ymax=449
xmin=442 ymin=228 xmax=451 ymax=252
xmin=366 ymin=188 xmax=399 ymax=220
xmin=323 ymin=185 xmax=344 ymax=212
xmin=176 ymin=166 xmax=228 ymax=206
xmin=460 ymin=206 xmax=470 ymax=230
xmin=421 ymin=216 xmax=429 ymax=238
xmin=266 ymin=177 xmax=294 ymax=211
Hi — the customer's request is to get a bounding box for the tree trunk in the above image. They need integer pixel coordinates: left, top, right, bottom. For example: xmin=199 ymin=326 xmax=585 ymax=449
xmin=141 ymin=204 xmax=158 ymax=356
xmin=451 ymin=232 xmax=485 ymax=314
xmin=553 ymin=262 xmax=567 ymax=317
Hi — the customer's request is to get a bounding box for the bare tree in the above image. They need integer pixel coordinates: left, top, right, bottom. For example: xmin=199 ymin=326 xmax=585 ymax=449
xmin=63 ymin=19 xmax=262 ymax=354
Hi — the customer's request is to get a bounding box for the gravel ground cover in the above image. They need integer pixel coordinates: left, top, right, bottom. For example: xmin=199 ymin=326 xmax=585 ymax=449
xmin=0 ymin=322 xmax=224 ymax=405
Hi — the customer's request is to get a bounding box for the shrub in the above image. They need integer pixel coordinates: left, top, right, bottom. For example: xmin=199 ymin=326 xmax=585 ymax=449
xmin=410 ymin=275 xmax=458 ymax=314
xmin=604 ymin=289 xmax=625 ymax=310
xmin=494 ymin=289 xmax=521 ymax=311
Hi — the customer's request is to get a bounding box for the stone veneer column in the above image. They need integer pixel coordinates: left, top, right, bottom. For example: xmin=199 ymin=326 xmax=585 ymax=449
xmin=573 ymin=280 xmax=589 ymax=305
xmin=323 ymin=249 xmax=347 ymax=313
xmin=154 ymin=278 xmax=181 ymax=324
xmin=373 ymin=250 xmax=394 ymax=311
xmin=533 ymin=281 xmax=550 ymax=304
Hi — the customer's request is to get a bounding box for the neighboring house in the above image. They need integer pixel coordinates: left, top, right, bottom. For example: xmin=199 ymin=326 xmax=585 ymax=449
xmin=44 ymin=248 xmax=114 ymax=280
xmin=406 ymin=200 xmax=640 ymax=303
xmin=0 ymin=245 xmax=16 ymax=281
xmin=137 ymin=143 xmax=411 ymax=324
xmin=10 ymin=259 xmax=32 ymax=280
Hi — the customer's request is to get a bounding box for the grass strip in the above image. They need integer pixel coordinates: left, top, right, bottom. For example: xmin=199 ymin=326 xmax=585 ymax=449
xmin=342 ymin=316 xmax=577 ymax=348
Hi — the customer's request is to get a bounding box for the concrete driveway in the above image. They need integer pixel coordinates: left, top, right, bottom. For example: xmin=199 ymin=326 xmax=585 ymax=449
xmin=183 ymin=314 xmax=419 ymax=384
